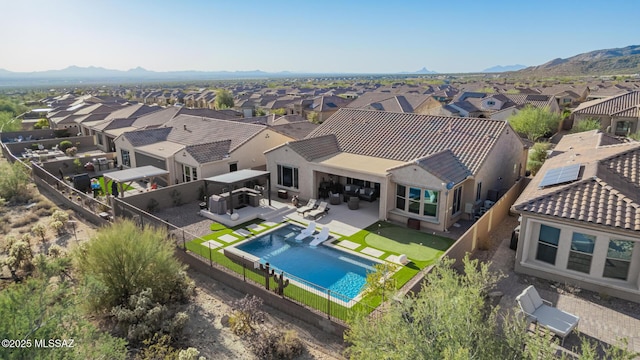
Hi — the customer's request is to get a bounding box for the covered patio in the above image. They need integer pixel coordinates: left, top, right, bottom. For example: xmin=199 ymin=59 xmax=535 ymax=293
xmin=103 ymin=165 xmax=169 ymax=198
xmin=200 ymin=169 xmax=275 ymax=227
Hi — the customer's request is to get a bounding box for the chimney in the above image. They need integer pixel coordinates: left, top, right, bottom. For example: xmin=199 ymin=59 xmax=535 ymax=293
xmin=183 ymin=124 xmax=187 ymax=131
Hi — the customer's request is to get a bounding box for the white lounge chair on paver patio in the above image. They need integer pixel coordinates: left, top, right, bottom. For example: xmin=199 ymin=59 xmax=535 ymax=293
xmin=516 ymin=285 xmax=580 ymax=345
xmin=294 ymin=221 xmax=316 ymax=242
xmin=306 ymin=201 xmax=329 ymax=220
xmin=309 ymin=227 xmax=330 ymax=247
xmin=296 ymin=198 xmax=317 ymax=215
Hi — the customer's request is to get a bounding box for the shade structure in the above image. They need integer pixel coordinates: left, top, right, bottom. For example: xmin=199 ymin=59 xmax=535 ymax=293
xmin=103 ymin=166 xmax=170 ymax=197
xmin=204 ymin=169 xmax=271 ymax=213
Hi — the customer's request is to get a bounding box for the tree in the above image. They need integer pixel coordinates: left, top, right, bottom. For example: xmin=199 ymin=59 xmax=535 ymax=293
xmin=571 ymin=118 xmax=601 ymax=133
xmin=527 ymin=142 xmax=551 ymax=176
xmin=271 ymin=108 xmax=286 ymax=116
xmin=32 ymin=118 xmax=49 ymax=130
xmin=307 ymin=111 xmax=319 ymax=123
xmin=0 ymin=111 xmax=21 ymax=132
xmin=213 ymin=89 xmax=234 ymax=110
xmin=345 ymin=256 xmax=520 ymax=360
xmin=508 ymin=105 xmax=562 ymax=142
xmin=74 ymin=219 xmax=194 ymax=312
xmin=255 ymin=108 xmax=266 ymax=116
xmin=31 ymin=223 xmax=47 ymax=249
xmin=0 ymin=161 xmax=32 ymax=204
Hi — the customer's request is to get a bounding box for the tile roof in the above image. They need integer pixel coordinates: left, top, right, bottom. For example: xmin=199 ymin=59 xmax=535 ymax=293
xmin=514 ymin=130 xmax=640 ymax=232
xmin=185 ymin=140 xmax=232 ymax=164
xmin=306 ymin=109 xmax=507 ymax=174
xmin=270 ymin=122 xmax=318 ymax=140
xmin=414 ymin=150 xmax=471 ymax=184
xmin=573 ymin=91 xmax=640 ymax=116
xmin=516 ymin=178 xmax=640 ymax=231
xmin=345 ymin=93 xmax=429 ymax=113
xmin=124 ymin=127 xmax=171 ymax=146
xmin=287 ymin=134 xmax=341 ymax=161
xmin=162 ymin=114 xmax=265 ymax=150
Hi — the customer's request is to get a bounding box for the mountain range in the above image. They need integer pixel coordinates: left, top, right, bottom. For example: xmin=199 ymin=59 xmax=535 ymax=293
xmin=1 ymin=45 xmax=639 ymax=85
xmin=516 ymin=45 xmax=640 ymax=76
xmin=482 ymin=64 xmax=527 ymax=73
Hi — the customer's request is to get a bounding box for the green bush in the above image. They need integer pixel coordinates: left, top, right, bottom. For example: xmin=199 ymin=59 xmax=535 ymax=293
xmin=59 ymin=140 xmax=73 ymax=152
xmin=0 ymin=161 xmax=32 ymax=204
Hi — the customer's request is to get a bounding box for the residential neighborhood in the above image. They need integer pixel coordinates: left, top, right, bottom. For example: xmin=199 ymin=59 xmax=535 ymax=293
xmin=1 ymin=2 xmax=640 ymax=357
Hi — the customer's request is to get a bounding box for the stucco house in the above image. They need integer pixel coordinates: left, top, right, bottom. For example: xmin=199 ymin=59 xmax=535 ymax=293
xmin=114 ymin=114 xmax=295 ymax=186
xmin=572 ymin=91 xmax=640 ymax=136
xmin=513 ymin=130 xmax=640 ymax=302
xmin=265 ymin=108 xmax=527 ymax=232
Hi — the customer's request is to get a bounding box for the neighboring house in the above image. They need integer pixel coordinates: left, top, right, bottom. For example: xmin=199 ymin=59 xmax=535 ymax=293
xmin=296 ymin=95 xmax=353 ymax=122
xmin=89 ymin=104 xmax=162 ymax=152
xmin=265 ymin=108 xmax=527 ymax=232
xmin=344 ymin=93 xmax=430 ymax=113
xmin=512 ymin=130 xmax=640 ymax=302
xmin=115 ymin=114 xmax=295 ymax=186
xmin=572 ymin=91 xmax=640 ymax=136
xmin=490 ymin=94 xmax=561 ymax=121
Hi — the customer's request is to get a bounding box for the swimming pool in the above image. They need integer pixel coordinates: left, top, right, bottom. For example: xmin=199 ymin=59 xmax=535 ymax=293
xmin=232 ymin=223 xmax=378 ymax=300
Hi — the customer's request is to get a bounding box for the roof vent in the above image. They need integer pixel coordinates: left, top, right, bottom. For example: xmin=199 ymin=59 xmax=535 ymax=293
xmin=183 ymin=124 xmax=187 ymax=130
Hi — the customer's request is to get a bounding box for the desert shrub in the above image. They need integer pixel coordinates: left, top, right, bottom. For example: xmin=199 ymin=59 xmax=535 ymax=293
xmin=34 ymin=207 xmax=53 ymax=217
xmin=572 ymin=118 xmax=601 ymax=133
xmin=51 ymin=209 xmax=70 ymax=223
xmin=0 ymin=222 xmax=9 ymax=235
xmin=75 ymin=219 xmax=194 ymax=312
xmin=228 ymin=295 xmax=265 ymax=335
xmin=0 ymin=161 xmax=32 ymax=204
xmin=59 ymin=140 xmax=73 ymax=152
xmin=527 ymin=142 xmax=551 ymax=176
xmin=65 ymin=146 xmax=78 ymax=156
xmin=135 ymin=334 xmax=179 ymax=360
xmin=12 ymin=212 xmax=39 ymax=228
xmin=111 ymin=288 xmax=189 ymax=343
xmin=250 ymin=329 xmax=304 ymax=360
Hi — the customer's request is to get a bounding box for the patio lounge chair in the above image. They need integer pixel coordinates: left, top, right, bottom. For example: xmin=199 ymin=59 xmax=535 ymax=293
xmin=309 ymin=227 xmax=330 ymax=247
xmin=516 ymin=285 xmax=580 ymax=345
xmin=296 ymin=198 xmax=317 ymax=215
xmin=294 ymin=221 xmax=316 ymax=241
xmin=306 ymin=201 xmax=329 ymax=220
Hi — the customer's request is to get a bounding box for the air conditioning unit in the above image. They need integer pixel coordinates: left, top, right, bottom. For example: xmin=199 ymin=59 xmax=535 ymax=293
xmin=464 ymin=202 xmax=474 ymax=215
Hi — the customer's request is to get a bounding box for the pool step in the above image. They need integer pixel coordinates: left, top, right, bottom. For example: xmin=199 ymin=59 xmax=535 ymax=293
xmin=263 ymin=244 xmax=291 ymax=260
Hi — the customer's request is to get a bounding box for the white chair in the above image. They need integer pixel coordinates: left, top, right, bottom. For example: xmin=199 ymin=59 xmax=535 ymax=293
xmin=294 ymin=221 xmax=316 ymax=241
xmin=516 ymin=285 xmax=579 ymax=345
xmin=309 ymin=227 xmax=330 ymax=247
xmin=296 ymin=198 xmax=317 ymax=215
xmin=306 ymin=201 xmax=328 ymax=220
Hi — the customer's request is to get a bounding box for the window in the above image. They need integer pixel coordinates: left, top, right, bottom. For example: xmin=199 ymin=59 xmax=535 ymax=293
xmin=276 ymin=165 xmax=298 ymax=188
xmin=408 ymin=187 xmax=421 ymax=214
xmin=603 ymin=240 xmax=634 ymax=280
xmin=395 ymin=185 xmax=406 ymax=210
xmin=395 ymin=184 xmax=438 ymax=218
xmin=451 ymin=186 xmax=462 ymax=215
xmin=182 ymin=164 xmax=197 ymax=182
xmin=97 ymin=133 xmax=103 ymax=145
xmin=536 ymin=224 xmax=560 ymax=265
xmin=423 ymin=189 xmax=438 ymax=217
xmin=229 ymin=163 xmax=238 ymax=172
xmin=615 ymin=121 xmax=631 ymax=136
xmin=567 ymin=232 xmax=595 ymax=273
xmin=121 ymin=149 xmax=130 ymax=167
xmin=476 ymin=182 xmax=482 ymax=201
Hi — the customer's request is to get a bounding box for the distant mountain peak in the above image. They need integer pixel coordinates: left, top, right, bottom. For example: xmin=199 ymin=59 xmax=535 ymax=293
xmin=483 ymin=64 xmax=527 ymax=73
xmin=416 ymin=67 xmax=437 ymax=74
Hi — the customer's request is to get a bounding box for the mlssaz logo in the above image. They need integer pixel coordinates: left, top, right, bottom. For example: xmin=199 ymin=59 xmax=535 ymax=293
xmin=34 ymin=339 xmax=75 ymax=348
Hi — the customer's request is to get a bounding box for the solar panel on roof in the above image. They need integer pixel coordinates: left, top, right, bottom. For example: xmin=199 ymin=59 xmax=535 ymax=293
xmin=539 ymin=164 xmax=581 ymax=188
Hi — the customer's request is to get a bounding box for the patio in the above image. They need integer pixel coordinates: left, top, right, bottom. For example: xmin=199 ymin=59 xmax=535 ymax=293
xmin=285 ymin=198 xmax=380 ymax=236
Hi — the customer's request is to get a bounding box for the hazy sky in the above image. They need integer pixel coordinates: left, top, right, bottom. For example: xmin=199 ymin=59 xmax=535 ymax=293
xmin=2 ymin=0 xmax=638 ymax=74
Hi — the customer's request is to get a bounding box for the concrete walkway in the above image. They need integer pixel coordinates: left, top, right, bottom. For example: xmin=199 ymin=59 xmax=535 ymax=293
xmin=487 ymin=216 xmax=640 ymax=354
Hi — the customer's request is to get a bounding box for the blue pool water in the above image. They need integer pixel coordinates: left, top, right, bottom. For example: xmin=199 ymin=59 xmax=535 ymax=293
xmin=234 ymin=223 xmax=377 ymax=300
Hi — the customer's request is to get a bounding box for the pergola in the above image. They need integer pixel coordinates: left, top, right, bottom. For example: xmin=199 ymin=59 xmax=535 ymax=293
xmin=103 ymin=165 xmax=170 ymax=197
xmin=203 ymin=169 xmax=271 ymax=214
